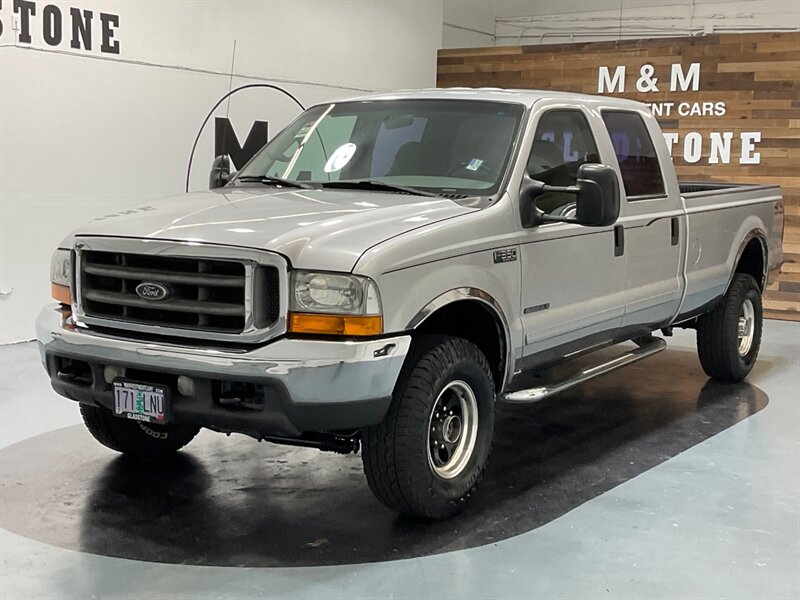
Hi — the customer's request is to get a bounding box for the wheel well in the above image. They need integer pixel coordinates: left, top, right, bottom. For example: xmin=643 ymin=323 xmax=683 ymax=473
xmin=736 ymin=237 xmax=766 ymax=291
xmin=413 ymin=300 xmax=506 ymax=391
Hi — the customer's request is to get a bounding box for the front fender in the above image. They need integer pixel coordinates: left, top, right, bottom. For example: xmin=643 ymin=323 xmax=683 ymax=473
xmin=374 ymin=256 xmax=522 ymax=385
xmin=404 ymin=286 xmax=516 ymax=389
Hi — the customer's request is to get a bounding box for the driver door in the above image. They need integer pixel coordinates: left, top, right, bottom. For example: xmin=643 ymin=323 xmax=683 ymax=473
xmin=518 ymin=107 xmax=626 ymax=363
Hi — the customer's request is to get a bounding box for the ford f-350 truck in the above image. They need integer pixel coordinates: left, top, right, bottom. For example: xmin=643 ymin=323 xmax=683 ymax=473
xmin=37 ymin=89 xmax=783 ymax=518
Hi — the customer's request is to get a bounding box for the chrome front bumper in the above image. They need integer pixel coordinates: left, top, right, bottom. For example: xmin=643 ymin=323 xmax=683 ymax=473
xmin=36 ymin=305 xmax=411 ymax=435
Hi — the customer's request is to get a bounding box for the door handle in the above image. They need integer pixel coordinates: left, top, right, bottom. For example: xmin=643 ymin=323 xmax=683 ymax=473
xmin=614 ymin=225 xmax=625 ymax=257
xmin=671 ymin=217 xmax=679 ymax=246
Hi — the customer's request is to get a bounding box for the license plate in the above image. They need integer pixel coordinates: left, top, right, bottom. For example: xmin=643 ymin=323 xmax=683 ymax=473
xmin=113 ymin=379 xmax=168 ymax=424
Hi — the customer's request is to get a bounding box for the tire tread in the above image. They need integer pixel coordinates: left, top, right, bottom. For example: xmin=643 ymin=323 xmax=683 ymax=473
xmin=80 ymin=404 xmax=198 ymax=457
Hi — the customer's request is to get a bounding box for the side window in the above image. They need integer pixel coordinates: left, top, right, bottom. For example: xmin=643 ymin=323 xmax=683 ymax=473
xmin=601 ymin=111 xmax=665 ymax=198
xmin=527 ymin=110 xmax=600 ymax=216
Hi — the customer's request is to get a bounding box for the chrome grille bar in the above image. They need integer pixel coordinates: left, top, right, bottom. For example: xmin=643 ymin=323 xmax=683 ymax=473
xmin=83 ymin=263 xmax=245 ymax=287
xmin=82 ymin=290 xmax=246 ymax=316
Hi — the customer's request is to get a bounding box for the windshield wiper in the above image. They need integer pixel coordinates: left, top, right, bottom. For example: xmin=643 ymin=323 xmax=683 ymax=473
xmin=235 ymin=175 xmax=313 ymax=189
xmin=321 ymin=180 xmax=439 ymax=197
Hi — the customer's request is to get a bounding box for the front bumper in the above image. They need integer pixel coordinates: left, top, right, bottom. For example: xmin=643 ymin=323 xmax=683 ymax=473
xmin=36 ymin=304 xmax=411 ymax=437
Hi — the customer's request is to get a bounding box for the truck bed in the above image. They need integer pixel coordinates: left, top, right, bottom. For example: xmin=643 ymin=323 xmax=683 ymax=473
xmin=677 ymin=181 xmax=783 ymax=320
xmin=679 ymin=181 xmax=778 ymax=197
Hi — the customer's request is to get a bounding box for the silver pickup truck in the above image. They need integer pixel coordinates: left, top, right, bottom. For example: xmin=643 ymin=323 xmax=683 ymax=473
xmin=37 ymin=89 xmax=783 ymax=519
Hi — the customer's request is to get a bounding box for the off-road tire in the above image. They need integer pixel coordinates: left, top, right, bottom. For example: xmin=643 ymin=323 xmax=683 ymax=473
xmin=696 ymin=273 xmax=763 ymax=382
xmin=80 ymin=404 xmax=200 ymax=457
xmin=362 ymin=335 xmax=495 ymax=519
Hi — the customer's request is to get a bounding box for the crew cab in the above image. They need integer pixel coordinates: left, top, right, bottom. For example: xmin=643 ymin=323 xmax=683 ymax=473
xmin=37 ymin=89 xmax=784 ymax=519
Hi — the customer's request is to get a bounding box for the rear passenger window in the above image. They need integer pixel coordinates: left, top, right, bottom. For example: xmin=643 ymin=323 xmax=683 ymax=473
xmin=601 ymin=111 xmax=665 ymax=199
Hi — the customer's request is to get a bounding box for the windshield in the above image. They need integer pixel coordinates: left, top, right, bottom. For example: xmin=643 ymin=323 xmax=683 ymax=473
xmin=234 ymin=99 xmax=525 ymax=196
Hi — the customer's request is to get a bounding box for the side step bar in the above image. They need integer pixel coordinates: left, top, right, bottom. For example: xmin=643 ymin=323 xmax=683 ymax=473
xmin=503 ymin=337 xmax=667 ymax=403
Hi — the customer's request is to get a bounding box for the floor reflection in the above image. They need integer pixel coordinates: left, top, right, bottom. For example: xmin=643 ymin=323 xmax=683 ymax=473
xmin=0 ymin=348 xmax=767 ymax=567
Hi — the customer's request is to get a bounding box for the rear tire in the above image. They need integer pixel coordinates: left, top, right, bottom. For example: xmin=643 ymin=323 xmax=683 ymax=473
xmin=80 ymin=404 xmax=199 ymax=457
xmin=696 ymin=273 xmax=763 ymax=382
xmin=362 ymin=335 xmax=495 ymax=519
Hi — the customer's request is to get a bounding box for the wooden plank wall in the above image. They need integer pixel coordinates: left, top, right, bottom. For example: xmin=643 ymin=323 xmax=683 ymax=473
xmin=438 ymin=32 xmax=800 ymax=321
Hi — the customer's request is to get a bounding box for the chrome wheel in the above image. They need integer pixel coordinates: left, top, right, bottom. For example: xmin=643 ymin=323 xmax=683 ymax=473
xmin=738 ymin=298 xmax=755 ymax=356
xmin=427 ymin=380 xmax=479 ymax=479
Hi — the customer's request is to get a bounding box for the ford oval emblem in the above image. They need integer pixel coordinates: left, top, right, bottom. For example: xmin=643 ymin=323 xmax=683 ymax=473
xmin=135 ymin=282 xmax=171 ymax=301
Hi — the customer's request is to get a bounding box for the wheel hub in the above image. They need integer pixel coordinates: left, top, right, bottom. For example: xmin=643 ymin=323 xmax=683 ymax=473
xmin=427 ymin=380 xmax=479 ymax=480
xmin=738 ymin=298 xmax=755 ymax=356
xmin=442 ymin=415 xmax=462 ymax=444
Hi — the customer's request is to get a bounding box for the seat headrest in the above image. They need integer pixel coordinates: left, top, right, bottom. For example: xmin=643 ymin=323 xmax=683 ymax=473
xmin=528 ymin=139 xmax=566 ymax=175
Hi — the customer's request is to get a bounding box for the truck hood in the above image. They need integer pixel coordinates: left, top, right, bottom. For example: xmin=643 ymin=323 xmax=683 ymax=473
xmin=67 ymin=187 xmax=477 ymax=272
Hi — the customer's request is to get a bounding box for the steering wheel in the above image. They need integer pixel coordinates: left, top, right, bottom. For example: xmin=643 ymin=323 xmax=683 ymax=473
xmin=446 ymin=160 xmax=495 ymax=179
xmin=551 ymin=202 xmax=577 ymax=218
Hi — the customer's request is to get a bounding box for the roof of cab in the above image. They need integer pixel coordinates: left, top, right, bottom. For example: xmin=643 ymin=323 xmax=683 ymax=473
xmin=341 ymin=87 xmax=647 ymax=111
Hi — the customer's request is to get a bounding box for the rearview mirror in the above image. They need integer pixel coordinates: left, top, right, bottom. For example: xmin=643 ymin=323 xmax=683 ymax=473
xmin=382 ymin=114 xmax=415 ymax=129
xmin=520 ymin=163 xmax=621 ymax=228
xmin=209 ymin=155 xmax=231 ymax=189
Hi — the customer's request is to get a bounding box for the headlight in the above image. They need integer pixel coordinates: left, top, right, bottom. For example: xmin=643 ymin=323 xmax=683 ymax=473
xmin=291 ymin=271 xmax=380 ymax=315
xmin=50 ymin=249 xmax=72 ymax=304
xmin=50 ymin=249 xmax=71 ymax=286
xmin=289 ymin=271 xmax=382 ymax=336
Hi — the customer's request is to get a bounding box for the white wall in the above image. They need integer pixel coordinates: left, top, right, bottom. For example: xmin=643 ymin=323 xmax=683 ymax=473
xmin=493 ymin=0 xmax=800 ymax=45
xmin=0 ymin=0 xmax=444 ymax=343
xmin=442 ymin=0 xmax=800 ymax=47
xmin=443 ymin=0 xmax=495 ymax=48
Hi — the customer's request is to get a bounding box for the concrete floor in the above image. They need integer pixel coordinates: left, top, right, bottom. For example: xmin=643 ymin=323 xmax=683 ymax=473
xmin=1 ymin=321 xmax=798 ymax=599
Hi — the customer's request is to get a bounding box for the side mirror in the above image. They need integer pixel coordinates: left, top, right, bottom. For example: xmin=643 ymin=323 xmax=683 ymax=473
xmin=520 ymin=163 xmax=621 ymax=228
xmin=574 ymin=164 xmax=621 ymax=227
xmin=209 ymin=155 xmax=231 ymax=189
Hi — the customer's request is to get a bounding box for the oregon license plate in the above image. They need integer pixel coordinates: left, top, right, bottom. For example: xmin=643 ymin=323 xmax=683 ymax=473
xmin=113 ymin=379 xmax=168 ymax=424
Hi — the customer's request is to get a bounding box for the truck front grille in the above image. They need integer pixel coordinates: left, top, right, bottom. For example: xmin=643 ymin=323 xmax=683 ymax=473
xmin=77 ymin=246 xmax=282 ymax=340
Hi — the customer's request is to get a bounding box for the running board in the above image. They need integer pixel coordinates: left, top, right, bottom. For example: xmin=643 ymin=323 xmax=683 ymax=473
xmin=503 ymin=337 xmax=667 ymax=403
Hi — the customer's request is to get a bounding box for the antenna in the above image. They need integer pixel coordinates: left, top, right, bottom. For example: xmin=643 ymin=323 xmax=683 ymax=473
xmin=217 ymin=40 xmax=237 ymax=181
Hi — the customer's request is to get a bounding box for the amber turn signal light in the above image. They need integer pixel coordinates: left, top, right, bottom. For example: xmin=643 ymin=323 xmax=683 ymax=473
xmin=288 ymin=312 xmax=382 ymax=336
xmin=51 ymin=283 xmax=71 ymax=305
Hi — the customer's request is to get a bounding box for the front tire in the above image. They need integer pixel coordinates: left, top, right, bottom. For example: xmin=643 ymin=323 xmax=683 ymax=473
xmin=80 ymin=404 xmax=199 ymax=458
xmin=362 ymin=335 xmax=495 ymax=519
xmin=696 ymin=273 xmax=763 ymax=382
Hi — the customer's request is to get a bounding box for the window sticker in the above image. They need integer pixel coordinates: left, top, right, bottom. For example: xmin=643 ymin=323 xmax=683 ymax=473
xmin=324 ymin=143 xmax=357 ymax=173
xmin=466 ymin=158 xmax=484 ymax=171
